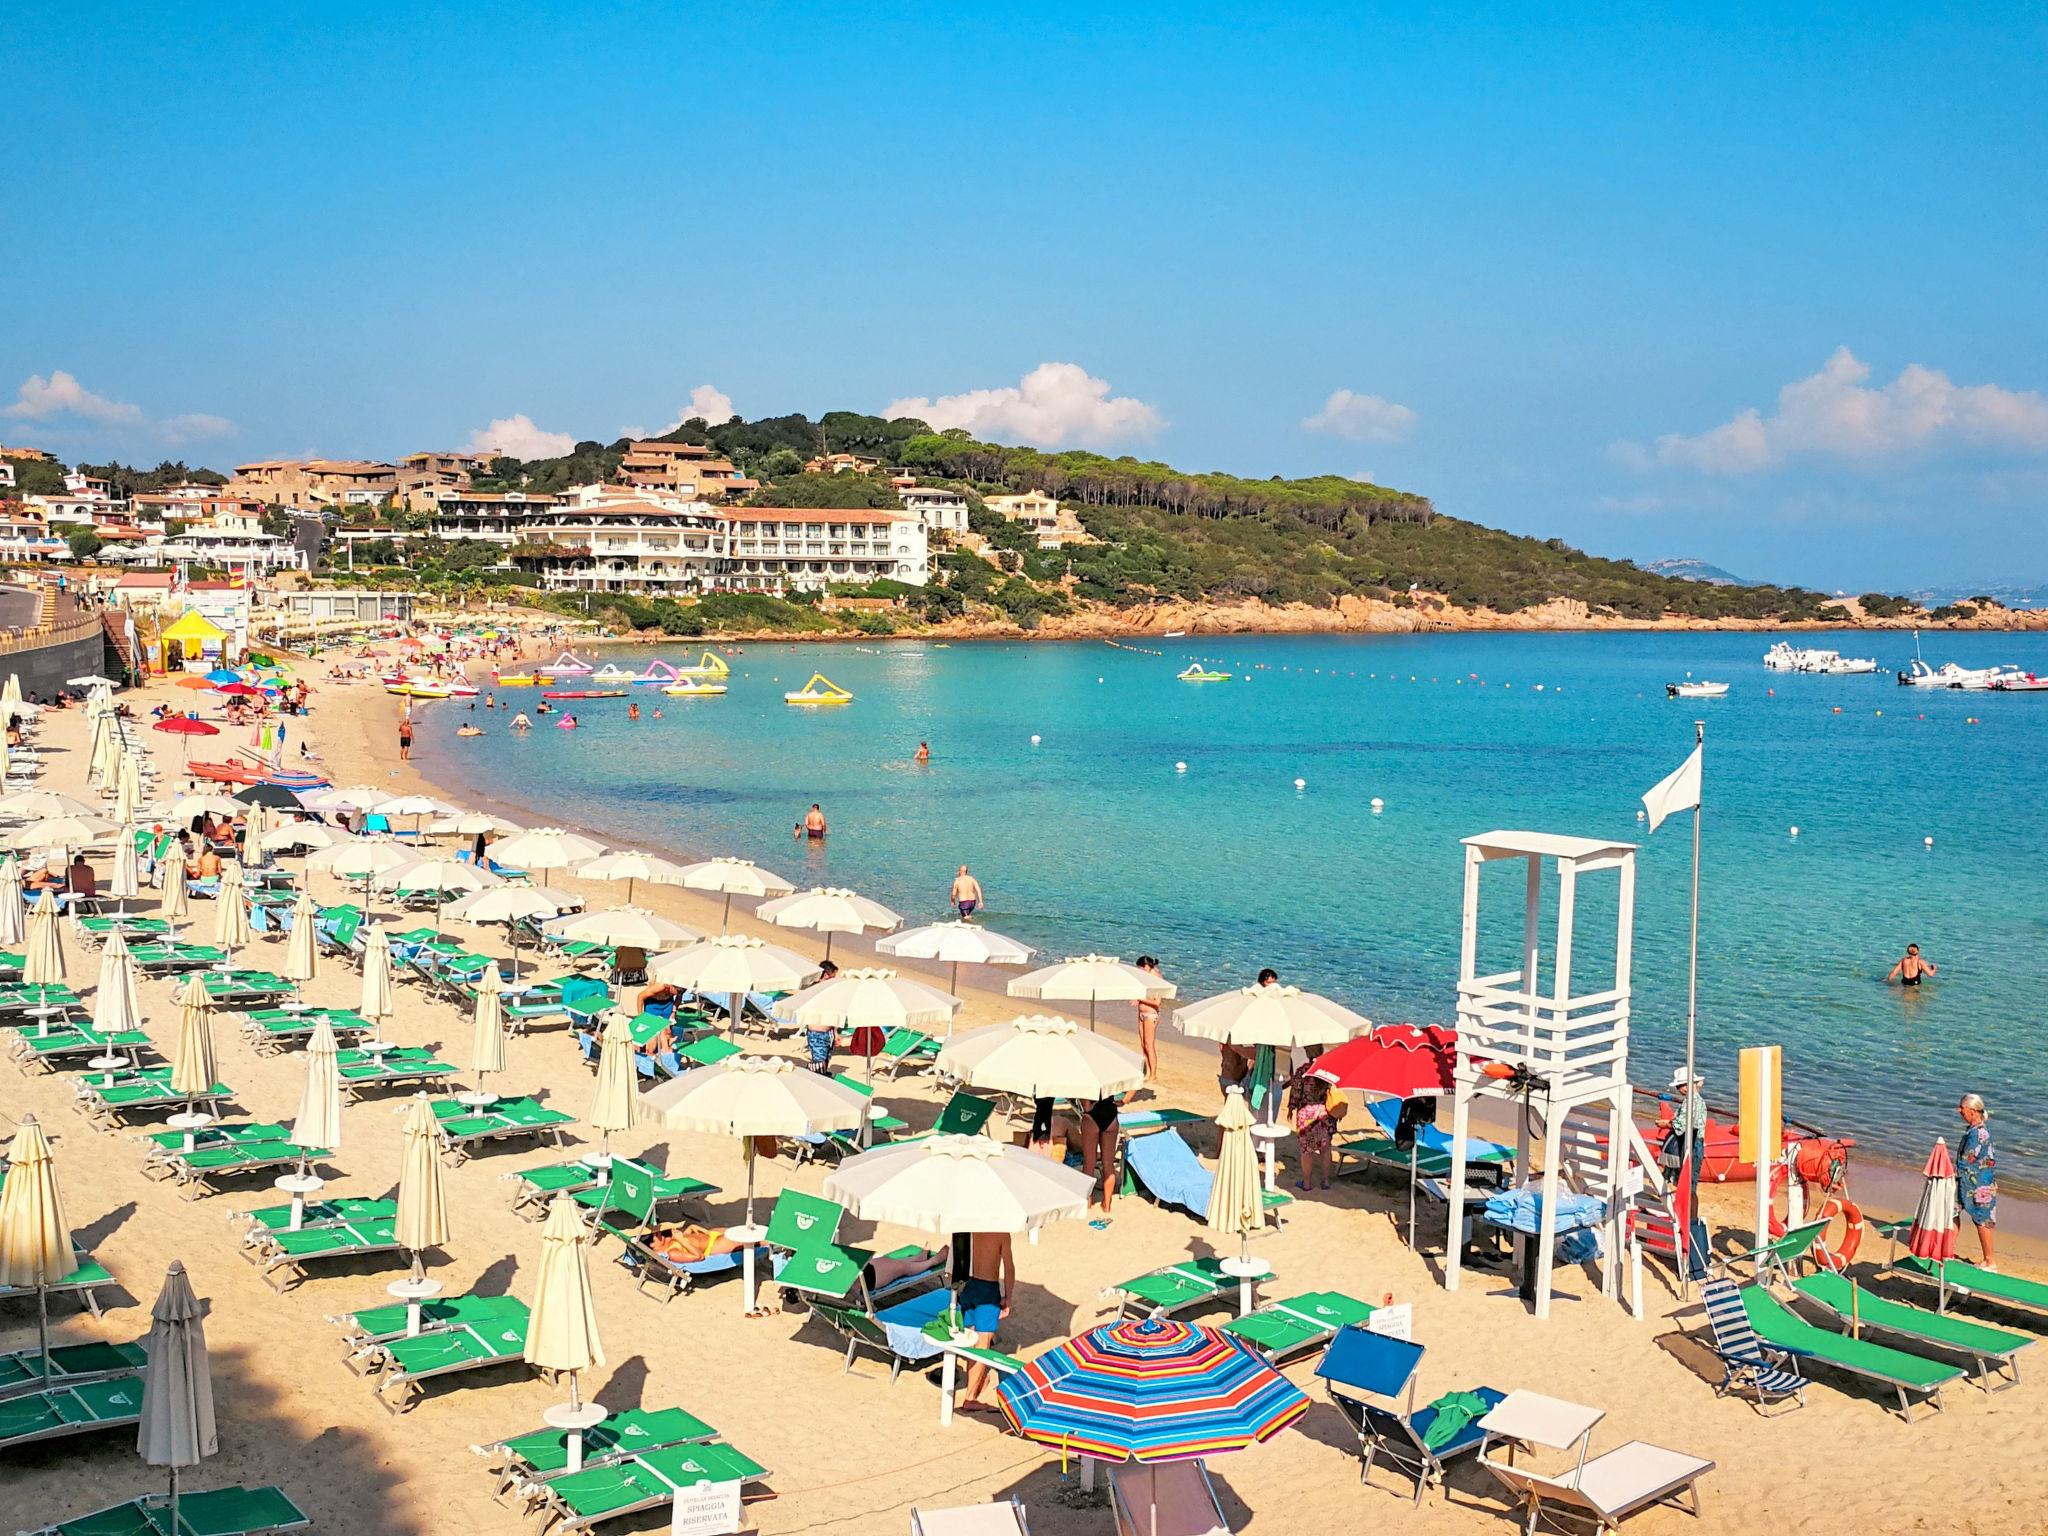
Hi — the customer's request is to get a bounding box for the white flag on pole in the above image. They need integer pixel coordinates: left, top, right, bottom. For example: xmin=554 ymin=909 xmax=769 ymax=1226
xmin=1641 ymin=744 xmax=1703 ymax=833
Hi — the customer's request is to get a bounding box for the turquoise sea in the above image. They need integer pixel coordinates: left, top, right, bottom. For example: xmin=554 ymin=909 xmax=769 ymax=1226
xmin=418 ymin=630 xmax=2048 ymax=1185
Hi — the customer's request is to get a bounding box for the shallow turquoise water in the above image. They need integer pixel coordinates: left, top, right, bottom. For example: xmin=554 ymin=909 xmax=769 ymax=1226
xmin=420 ymin=630 xmax=2048 ymax=1182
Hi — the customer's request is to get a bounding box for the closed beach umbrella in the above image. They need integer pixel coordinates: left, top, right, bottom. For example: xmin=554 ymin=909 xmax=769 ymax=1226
xmin=157 ymin=851 xmax=189 ymax=927
xmin=111 ymin=827 xmax=141 ymax=907
xmin=878 ymin=919 xmax=1035 ymax=1009
xmin=213 ymin=863 xmax=251 ymax=956
xmin=549 ymin=905 xmax=700 ymax=952
xmin=284 ymin=888 xmax=319 ymax=983
xmin=678 ymin=856 xmax=795 ymax=931
xmin=115 ymin=754 xmax=144 ymax=824
xmin=1206 ymin=1085 xmax=1265 ymax=1262
xmin=0 ymin=855 xmax=25 ymax=946
xmin=292 ymin=1018 xmax=344 ymax=1156
xmin=757 ymin=886 xmax=902 ymax=960
xmin=0 ymin=1115 xmax=73 ymax=1371
xmin=650 ymin=935 xmax=821 ymax=1030
xmin=23 ymin=888 xmax=64 ymax=986
xmin=936 ymin=1015 xmax=1144 ymax=1102
xmin=395 ymin=1092 xmax=450 ymax=1279
xmin=1907 ymin=1138 xmax=1961 ymax=1309
xmin=92 ymin=930 xmax=142 ymax=1037
xmin=360 ymin=925 xmax=395 ymax=1024
xmin=1009 ymin=954 xmax=1177 ymax=1032
xmin=574 ymin=849 xmax=693 ymax=906
xmin=524 ymin=1196 xmax=605 ymax=1410
xmin=490 ymin=827 xmax=606 ymax=875
xmin=643 ymin=1055 xmax=864 ymax=1226
xmin=137 ymin=1258 xmax=218 ymax=1536
xmin=169 ymin=977 xmax=216 ymax=1101
xmin=826 ymin=1134 xmax=1094 ymax=1234
xmin=239 ymin=802 xmax=269 ymax=869
xmin=469 ymin=968 xmax=507 ymax=1089
xmin=588 ymin=1011 xmax=639 ymax=1158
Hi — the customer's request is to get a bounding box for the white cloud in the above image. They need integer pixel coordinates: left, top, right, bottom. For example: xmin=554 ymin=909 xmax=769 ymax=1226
xmin=1594 ymin=493 xmax=1667 ymax=514
xmin=884 ymin=362 xmax=1164 ymax=448
xmin=3 ymin=370 xmax=234 ymax=446
xmin=466 ymin=414 xmax=576 ymax=460
xmin=1302 ymin=388 xmax=1418 ymax=444
xmin=671 ymin=384 xmax=734 ymax=427
xmin=1617 ymin=347 xmax=2048 ymax=475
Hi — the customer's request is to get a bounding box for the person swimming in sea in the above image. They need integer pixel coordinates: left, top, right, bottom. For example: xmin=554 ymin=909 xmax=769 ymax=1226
xmin=510 ymin=712 xmax=532 ymax=731
xmin=628 ymin=702 xmax=641 ymax=721
xmin=1888 ymin=943 xmax=1937 ymax=985
xmin=456 ymin=724 xmax=483 ymax=737
xmin=915 ymin=740 xmax=930 ymax=763
xmin=803 ymin=803 xmax=827 ymax=840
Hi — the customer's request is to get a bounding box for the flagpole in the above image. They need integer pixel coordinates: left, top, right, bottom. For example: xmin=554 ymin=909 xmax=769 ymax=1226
xmin=1683 ymin=718 xmax=1704 ymax=1292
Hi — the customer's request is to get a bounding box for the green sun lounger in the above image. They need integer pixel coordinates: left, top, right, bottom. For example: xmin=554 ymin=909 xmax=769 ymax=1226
xmin=483 ymin=1404 xmax=718 ymax=1498
xmin=0 ymin=984 xmax=85 ymax=1016
xmin=240 ymin=1007 xmax=375 ymax=1052
xmin=12 ymin=1023 xmax=151 ymax=1069
xmin=1106 ymin=1256 xmax=1236 ymax=1320
xmin=673 ymin=1035 xmax=740 ymax=1068
xmin=237 ymin=1196 xmax=395 ymax=1242
xmin=1792 ymin=1271 xmax=2032 ymax=1391
xmin=575 ymin=1159 xmax=718 ymax=1239
xmin=336 ymin=1046 xmax=456 ymax=1096
xmin=246 ymin=1217 xmax=403 ymax=1293
xmin=77 ymin=1066 xmax=232 ymax=1127
xmin=143 ymin=1121 xmax=292 ymax=1161
xmin=532 ymin=1441 xmax=768 ymax=1532
xmin=128 ymin=942 xmax=229 ymax=973
xmin=77 ymin=915 xmax=170 ymax=942
xmin=333 ymin=1292 xmax=528 ymax=1361
xmin=1224 ymin=1290 xmax=1377 ymax=1360
xmin=899 ymin=1089 xmax=999 ymax=1143
xmin=200 ymin=971 xmax=297 ymax=1006
xmin=1878 ymin=1226 xmax=2048 ymax=1321
xmin=19 ymin=1483 xmax=310 ymax=1536
xmin=374 ymin=1314 xmax=533 ymax=1412
xmin=0 ymin=1339 xmax=147 ymax=1399
xmin=0 ymin=1246 xmax=114 ymax=1318
xmin=1739 ymin=1284 xmax=1962 ymax=1420
xmin=505 ymin=1154 xmax=617 ymax=1216
xmin=429 ymin=1095 xmax=575 ymax=1163
xmin=146 ymin=1136 xmax=327 ymax=1199
xmin=0 ymin=1375 xmax=144 ymax=1451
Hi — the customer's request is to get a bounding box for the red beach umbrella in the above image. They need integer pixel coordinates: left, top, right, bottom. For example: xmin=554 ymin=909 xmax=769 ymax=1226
xmin=213 ymin=682 xmax=260 ymax=697
xmin=152 ymin=715 xmax=220 ymax=763
xmin=1906 ymin=1138 xmax=1959 ymax=1308
xmin=1309 ymin=1023 xmax=1458 ymax=1097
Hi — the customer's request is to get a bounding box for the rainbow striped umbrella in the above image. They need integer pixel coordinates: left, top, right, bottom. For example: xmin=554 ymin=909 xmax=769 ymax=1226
xmin=998 ymin=1315 xmax=1307 ymax=1464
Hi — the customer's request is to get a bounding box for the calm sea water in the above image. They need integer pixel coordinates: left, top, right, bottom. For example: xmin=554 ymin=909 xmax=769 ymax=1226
xmin=419 ymin=629 xmax=2048 ymax=1184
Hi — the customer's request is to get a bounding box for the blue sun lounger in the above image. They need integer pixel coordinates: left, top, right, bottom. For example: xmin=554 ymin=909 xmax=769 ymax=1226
xmin=1314 ymin=1325 xmax=1508 ymax=1504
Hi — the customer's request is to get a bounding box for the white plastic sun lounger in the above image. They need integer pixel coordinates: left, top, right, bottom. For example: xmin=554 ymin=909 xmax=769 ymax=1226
xmin=1485 ymin=1441 xmax=1714 ymax=1534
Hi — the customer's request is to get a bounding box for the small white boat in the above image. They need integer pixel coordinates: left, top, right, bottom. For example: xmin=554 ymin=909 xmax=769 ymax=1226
xmin=1764 ymin=642 xmax=1878 ymax=675
xmin=1667 ymin=681 xmax=1729 ymax=699
xmin=1896 ymin=659 xmax=2022 ymax=690
xmin=1989 ymin=672 xmax=2048 ymax=693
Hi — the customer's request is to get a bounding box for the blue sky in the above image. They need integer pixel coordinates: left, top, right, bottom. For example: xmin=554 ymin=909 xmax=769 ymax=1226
xmin=6 ymin=2 xmax=2045 ymax=592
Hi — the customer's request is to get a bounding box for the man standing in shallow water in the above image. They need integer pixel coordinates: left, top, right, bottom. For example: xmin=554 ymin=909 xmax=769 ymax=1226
xmin=951 ymin=864 xmax=983 ymax=920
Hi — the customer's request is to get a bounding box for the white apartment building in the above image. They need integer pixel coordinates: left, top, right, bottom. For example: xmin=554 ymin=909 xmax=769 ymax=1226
xmin=429 ymin=490 xmax=563 ymax=544
xmin=898 ymin=486 xmax=969 ymax=538
xmin=723 ymin=509 xmax=928 ymax=593
xmin=517 ymin=497 xmax=727 ymax=596
xmin=984 ymin=490 xmax=1089 ymax=549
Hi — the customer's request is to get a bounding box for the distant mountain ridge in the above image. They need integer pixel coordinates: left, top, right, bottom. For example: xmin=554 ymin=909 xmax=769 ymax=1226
xmin=1640 ymin=557 xmax=1759 ymax=587
xmin=1904 ymin=582 xmax=2045 ymax=610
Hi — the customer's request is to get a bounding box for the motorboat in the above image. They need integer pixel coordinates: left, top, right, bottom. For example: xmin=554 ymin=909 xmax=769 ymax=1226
xmin=1896 ymin=659 xmax=2024 ymax=690
xmin=1666 ymin=680 xmax=1729 ymax=698
xmin=1177 ymin=663 xmax=1232 ymax=682
xmin=784 ymin=673 xmax=853 ymax=706
xmin=1815 ymin=653 xmax=1879 ymax=675
xmin=1763 ymin=642 xmax=1803 ymax=670
xmin=1989 ymin=672 xmax=2048 ymax=692
xmin=1764 ymin=642 xmax=1878 ymax=674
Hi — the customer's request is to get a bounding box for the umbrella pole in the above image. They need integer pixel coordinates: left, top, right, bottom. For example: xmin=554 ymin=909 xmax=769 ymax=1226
xmin=720 ymin=892 xmax=732 ymax=932
xmin=36 ymin=1283 xmax=48 ymax=1376
xmin=169 ymin=1465 xmax=180 ymax=1534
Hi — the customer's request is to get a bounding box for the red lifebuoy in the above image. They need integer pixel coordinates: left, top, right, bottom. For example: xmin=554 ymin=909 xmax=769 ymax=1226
xmin=1765 ymin=1160 xmax=1862 ymax=1269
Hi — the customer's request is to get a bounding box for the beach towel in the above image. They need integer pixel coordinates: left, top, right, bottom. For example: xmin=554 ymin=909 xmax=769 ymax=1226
xmin=1420 ymin=1389 xmax=1492 ymax=1450
xmin=878 ymin=1288 xmax=954 ymax=1364
xmin=1123 ymin=1129 xmax=1213 ymax=1214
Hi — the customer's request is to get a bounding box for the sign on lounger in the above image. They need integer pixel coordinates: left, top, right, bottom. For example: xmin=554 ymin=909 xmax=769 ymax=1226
xmin=670 ymin=1479 xmax=742 ymax=1536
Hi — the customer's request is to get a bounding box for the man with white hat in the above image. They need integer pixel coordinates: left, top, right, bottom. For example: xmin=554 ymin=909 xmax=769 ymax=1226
xmin=1662 ymin=1066 xmax=1710 ymax=1280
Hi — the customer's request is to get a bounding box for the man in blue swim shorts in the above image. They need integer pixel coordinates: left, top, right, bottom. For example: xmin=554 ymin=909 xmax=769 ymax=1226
xmin=956 ymin=1229 xmax=1014 ymax=1414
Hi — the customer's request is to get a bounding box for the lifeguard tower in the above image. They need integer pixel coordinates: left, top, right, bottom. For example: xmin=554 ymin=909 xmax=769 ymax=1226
xmin=1444 ymin=831 xmax=1670 ymax=1319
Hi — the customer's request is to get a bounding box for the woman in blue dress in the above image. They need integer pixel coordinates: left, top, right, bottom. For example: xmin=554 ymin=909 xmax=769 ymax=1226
xmin=1956 ymin=1092 xmax=1997 ymax=1269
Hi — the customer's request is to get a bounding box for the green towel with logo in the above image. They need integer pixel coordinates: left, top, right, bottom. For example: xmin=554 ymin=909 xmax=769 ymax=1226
xmin=1420 ymin=1389 xmax=1492 ymax=1450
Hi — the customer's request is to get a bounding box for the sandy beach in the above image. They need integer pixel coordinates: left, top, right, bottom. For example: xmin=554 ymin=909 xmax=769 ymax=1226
xmin=8 ymin=651 xmax=2048 ymax=1536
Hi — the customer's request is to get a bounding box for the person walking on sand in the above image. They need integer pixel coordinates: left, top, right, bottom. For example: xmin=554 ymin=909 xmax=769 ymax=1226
xmin=803 ymin=803 xmax=827 ymax=840
xmin=950 ymin=864 xmax=983 ymax=920
xmin=397 ymin=712 xmax=414 ymax=762
xmin=1957 ymin=1092 xmax=1998 ymax=1269
xmin=1133 ymin=955 xmax=1162 ymax=1083
xmin=955 ymin=1229 xmax=1014 ymax=1414
xmin=1287 ymin=1043 xmax=1335 ymax=1191
xmin=1082 ymin=1093 xmax=1121 ymax=1228
xmin=1888 ymin=943 xmax=1937 ymax=985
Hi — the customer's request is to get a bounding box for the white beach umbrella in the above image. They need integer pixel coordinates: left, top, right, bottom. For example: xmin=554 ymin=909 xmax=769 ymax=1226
xmin=1174 ymin=984 xmax=1372 ymax=1050
xmin=111 ymin=828 xmax=141 ymax=906
xmin=642 ymin=1055 xmax=864 ymax=1227
xmin=303 ymin=785 xmax=388 ymax=813
xmin=756 ymin=886 xmax=903 ymax=960
xmin=284 ymin=888 xmax=319 ymax=982
xmin=395 ymin=1092 xmax=449 ymax=1279
xmin=0 ymin=790 xmax=97 ymax=820
xmin=156 ymin=847 xmax=189 ymax=927
xmin=292 ymin=1018 xmax=344 ymax=1156
xmin=212 ymin=863 xmax=252 ymax=957
xmin=0 ymin=1115 xmax=73 ymax=1371
xmin=163 ymin=793 xmax=244 ymax=823
xmin=677 ymin=857 xmax=795 ymax=931
xmin=374 ymin=792 xmax=458 ymax=819
xmin=7 ymin=812 xmax=119 ymax=851
xmin=169 ymin=976 xmax=216 ymax=1102
xmin=429 ymin=811 xmax=520 ymax=837
xmin=87 ymin=712 xmax=115 ymax=788
xmin=649 ymin=935 xmax=820 ymax=1029
xmin=587 ymin=1011 xmax=639 ymax=1158
xmin=137 ymin=1259 xmax=218 ymax=1536
xmin=1206 ymin=1085 xmax=1266 ymax=1259
xmin=878 ymin=919 xmax=1036 ymax=1005
xmin=468 ymin=968 xmax=507 ymax=1090
xmin=935 ymin=1015 xmax=1145 ymax=1101
xmin=377 ymin=856 xmax=500 ymax=897
xmin=92 ymin=930 xmax=143 ymax=1037
xmin=490 ymin=827 xmax=606 ymax=874
xmin=782 ymin=967 xmax=960 ymax=1033
xmin=826 ymin=1134 xmax=1095 ymax=1235
xmin=0 ymin=856 xmax=24 ymax=947
xmin=445 ymin=885 xmax=573 ymax=925
xmin=1 ymin=673 xmax=19 ymax=707
xmin=240 ymin=802 xmax=269 ymax=866
xmin=257 ymin=820 xmax=342 ymax=855
xmin=114 ymin=754 xmax=145 ymax=825
xmin=547 ymin=905 xmax=700 ymax=952
xmin=524 ymin=1196 xmax=605 ymax=1418
xmin=574 ymin=849 xmax=693 ymax=906
xmin=309 ymin=835 xmax=415 ymax=882
xmin=23 ymin=888 xmax=64 ymax=986
xmin=1008 ymin=953 xmax=1178 ymax=1032
xmin=360 ymin=925 xmax=395 ymax=1024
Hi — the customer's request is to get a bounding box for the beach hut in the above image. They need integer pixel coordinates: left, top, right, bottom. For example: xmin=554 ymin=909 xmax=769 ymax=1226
xmin=158 ymin=610 xmax=231 ymax=673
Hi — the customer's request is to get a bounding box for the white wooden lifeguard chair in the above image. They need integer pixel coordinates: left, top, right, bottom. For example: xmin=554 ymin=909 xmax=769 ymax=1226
xmin=1443 ymin=831 xmax=1668 ymax=1320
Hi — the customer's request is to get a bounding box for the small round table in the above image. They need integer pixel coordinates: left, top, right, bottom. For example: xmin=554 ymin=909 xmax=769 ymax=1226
xmin=1219 ymin=1253 xmax=1271 ymax=1317
xmin=273 ymin=1171 xmax=325 ymax=1232
xmin=386 ymin=1274 xmax=444 ymax=1336
xmin=166 ymin=1109 xmax=216 ymax=1153
xmin=542 ymin=1401 xmax=609 ymax=1473
xmin=455 ymin=1089 xmax=500 ymax=1109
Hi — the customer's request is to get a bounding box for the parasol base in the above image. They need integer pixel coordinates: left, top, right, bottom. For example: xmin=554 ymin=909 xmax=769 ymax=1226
xmin=455 ymin=1090 xmax=499 ymax=1109
xmin=543 ymin=1401 xmax=609 ymax=1472
xmin=1220 ymin=1253 xmax=1270 ymax=1317
xmin=726 ymin=1224 xmax=769 ymax=1317
xmin=166 ymin=1110 xmax=215 ymax=1151
xmin=87 ymin=1053 xmax=128 ymax=1074
xmin=273 ymin=1171 xmax=325 ymax=1231
xmin=387 ymin=1275 xmax=443 ymax=1336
